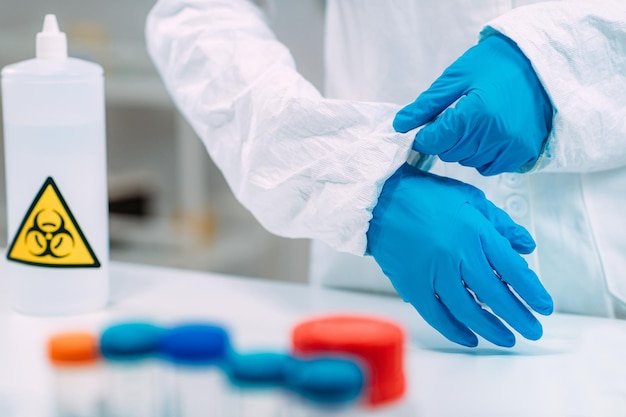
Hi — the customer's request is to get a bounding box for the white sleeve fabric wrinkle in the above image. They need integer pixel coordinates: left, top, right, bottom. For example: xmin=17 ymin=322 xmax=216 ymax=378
xmin=146 ymin=0 xmax=413 ymax=255
xmin=481 ymin=0 xmax=626 ymax=173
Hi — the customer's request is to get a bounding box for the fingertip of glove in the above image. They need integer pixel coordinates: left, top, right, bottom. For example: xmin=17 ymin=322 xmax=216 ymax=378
xmin=536 ymin=301 xmax=554 ymax=316
xmin=515 ymin=316 xmax=544 ymax=342
xmin=485 ymin=329 xmax=516 ymax=348
xmin=458 ymin=337 xmax=479 ymax=348
xmin=499 ymin=336 xmax=516 ymax=348
xmin=511 ymin=230 xmax=536 ymax=254
xmin=392 ymin=112 xmax=413 ymax=133
xmin=530 ymin=292 xmax=554 ymax=317
xmin=448 ymin=332 xmax=479 ymax=348
xmin=524 ymin=233 xmax=537 ymax=247
xmin=525 ymin=323 xmax=544 ymax=341
xmin=440 ymin=328 xmax=479 ymax=347
xmin=513 ymin=241 xmax=536 ymax=255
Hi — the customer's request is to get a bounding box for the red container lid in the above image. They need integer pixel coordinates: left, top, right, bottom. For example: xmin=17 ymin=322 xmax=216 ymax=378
xmin=291 ymin=314 xmax=405 ymax=406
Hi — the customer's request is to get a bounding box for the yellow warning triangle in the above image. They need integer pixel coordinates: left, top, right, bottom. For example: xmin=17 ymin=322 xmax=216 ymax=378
xmin=7 ymin=177 xmax=100 ymax=268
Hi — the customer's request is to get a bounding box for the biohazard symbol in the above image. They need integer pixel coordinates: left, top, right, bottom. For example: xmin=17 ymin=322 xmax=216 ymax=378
xmin=6 ymin=177 xmax=100 ymax=268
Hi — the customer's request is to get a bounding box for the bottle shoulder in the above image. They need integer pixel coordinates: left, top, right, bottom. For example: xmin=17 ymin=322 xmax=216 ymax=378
xmin=1 ymin=57 xmax=103 ymax=81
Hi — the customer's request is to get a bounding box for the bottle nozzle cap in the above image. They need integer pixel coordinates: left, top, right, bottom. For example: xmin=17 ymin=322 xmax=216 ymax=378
xmin=36 ymin=14 xmax=68 ymax=60
xmin=42 ymin=14 xmax=61 ymax=33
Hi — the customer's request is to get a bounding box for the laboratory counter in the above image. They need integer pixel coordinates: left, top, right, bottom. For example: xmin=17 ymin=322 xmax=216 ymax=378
xmin=0 ymin=261 xmax=625 ymax=416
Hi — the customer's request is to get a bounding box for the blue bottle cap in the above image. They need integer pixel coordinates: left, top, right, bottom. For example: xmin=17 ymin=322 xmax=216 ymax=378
xmin=227 ymin=352 xmax=292 ymax=387
xmin=161 ymin=323 xmax=229 ymax=365
xmin=100 ymin=322 xmax=164 ymax=361
xmin=285 ymin=357 xmax=365 ymax=406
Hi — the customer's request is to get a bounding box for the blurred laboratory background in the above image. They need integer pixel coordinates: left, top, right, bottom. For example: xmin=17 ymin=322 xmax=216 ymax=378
xmin=0 ymin=0 xmax=326 ymax=282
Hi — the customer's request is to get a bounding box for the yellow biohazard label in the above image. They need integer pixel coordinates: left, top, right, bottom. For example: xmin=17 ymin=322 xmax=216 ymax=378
xmin=7 ymin=177 xmax=100 ymax=268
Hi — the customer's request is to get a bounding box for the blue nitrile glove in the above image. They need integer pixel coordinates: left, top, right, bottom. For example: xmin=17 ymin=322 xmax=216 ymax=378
xmin=367 ymin=164 xmax=553 ymax=347
xmin=393 ymin=34 xmax=553 ymax=175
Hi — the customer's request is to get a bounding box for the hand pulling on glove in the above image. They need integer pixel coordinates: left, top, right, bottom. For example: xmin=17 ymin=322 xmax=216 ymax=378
xmin=393 ymin=34 xmax=553 ymax=175
xmin=367 ymin=163 xmax=553 ymax=347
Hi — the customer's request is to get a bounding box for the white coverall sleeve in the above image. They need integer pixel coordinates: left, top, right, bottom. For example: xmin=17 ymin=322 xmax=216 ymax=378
xmin=145 ymin=0 xmax=413 ymax=255
xmin=481 ymin=0 xmax=626 ymax=173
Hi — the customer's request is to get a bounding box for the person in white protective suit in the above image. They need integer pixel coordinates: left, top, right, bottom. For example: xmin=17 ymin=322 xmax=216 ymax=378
xmin=146 ymin=0 xmax=626 ymax=347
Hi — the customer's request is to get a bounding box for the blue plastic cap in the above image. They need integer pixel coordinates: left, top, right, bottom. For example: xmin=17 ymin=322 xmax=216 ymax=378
xmin=284 ymin=357 xmax=365 ymax=405
xmin=161 ymin=323 xmax=229 ymax=365
xmin=227 ymin=352 xmax=292 ymax=387
xmin=100 ymin=322 xmax=164 ymax=361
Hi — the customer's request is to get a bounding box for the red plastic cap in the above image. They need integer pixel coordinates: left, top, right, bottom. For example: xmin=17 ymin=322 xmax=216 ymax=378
xmin=48 ymin=332 xmax=99 ymax=365
xmin=291 ymin=314 xmax=405 ymax=406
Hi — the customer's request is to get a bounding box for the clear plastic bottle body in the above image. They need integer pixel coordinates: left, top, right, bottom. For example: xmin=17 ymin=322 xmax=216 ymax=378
xmin=1 ymin=57 xmax=109 ymax=315
xmin=53 ymin=362 xmax=104 ymax=417
xmin=168 ymin=364 xmax=229 ymax=417
xmin=103 ymin=358 xmax=162 ymax=417
xmin=48 ymin=332 xmax=104 ymax=417
xmin=280 ymin=397 xmax=361 ymax=417
xmin=228 ymin=385 xmax=286 ymax=417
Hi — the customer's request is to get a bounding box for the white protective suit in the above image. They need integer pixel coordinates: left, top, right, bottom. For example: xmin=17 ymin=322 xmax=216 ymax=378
xmin=146 ymin=0 xmax=626 ymax=318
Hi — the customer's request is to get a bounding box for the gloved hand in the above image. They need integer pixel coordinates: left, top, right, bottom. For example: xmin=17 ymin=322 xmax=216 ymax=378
xmin=367 ymin=164 xmax=553 ymax=347
xmin=393 ymin=34 xmax=553 ymax=176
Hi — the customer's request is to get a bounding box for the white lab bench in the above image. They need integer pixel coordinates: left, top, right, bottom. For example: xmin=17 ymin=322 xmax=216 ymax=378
xmin=0 ymin=261 xmax=625 ymax=417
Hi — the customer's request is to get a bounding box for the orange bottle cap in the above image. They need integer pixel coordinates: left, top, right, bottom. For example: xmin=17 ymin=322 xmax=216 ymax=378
xmin=48 ymin=332 xmax=99 ymax=365
xmin=291 ymin=314 xmax=405 ymax=406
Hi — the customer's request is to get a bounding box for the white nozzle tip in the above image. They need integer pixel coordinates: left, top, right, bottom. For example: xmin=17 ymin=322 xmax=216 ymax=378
xmin=36 ymin=14 xmax=67 ymax=60
xmin=42 ymin=14 xmax=60 ymax=33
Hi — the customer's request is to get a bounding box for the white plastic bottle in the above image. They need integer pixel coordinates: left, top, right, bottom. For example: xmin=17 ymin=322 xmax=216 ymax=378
xmin=1 ymin=14 xmax=109 ymax=314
